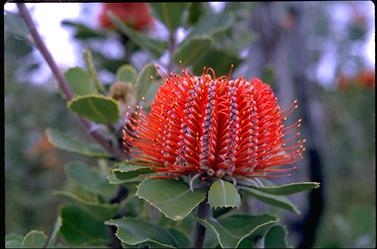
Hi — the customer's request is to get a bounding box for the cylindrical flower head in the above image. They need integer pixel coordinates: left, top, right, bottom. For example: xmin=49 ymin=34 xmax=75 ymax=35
xmin=123 ymin=68 xmax=305 ymax=180
xmin=98 ymin=3 xmax=153 ymax=30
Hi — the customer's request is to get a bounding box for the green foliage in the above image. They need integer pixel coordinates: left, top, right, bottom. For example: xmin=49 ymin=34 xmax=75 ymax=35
xmin=150 ymin=3 xmax=189 ymax=31
xmin=199 ymin=214 xmax=279 ymax=248
xmin=173 ymin=37 xmax=213 ymax=66
xmin=59 ymin=205 xmax=109 ymax=245
xmin=192 ymin=48 xmax=242 ymax=76
xmin=64 ymin=161 xmax=117 ymax=198
xmin=187 ymin=3 xmax=205 ymax=25
xmin=5 ymin=231 xmax=50 ymax=248
xmin=136 ymin=179 xmax=207 ymax=221
xmin=46 ymin=129 xmax=110 ymax=158
xmin=8 ymin=3 xmax=360 ymax=248
xmin=54 ymin=191 xmax=119 ymax=220
xmin=61 ymin=20 xmax=106 ymax=40
xmin=240 ymin=187 xmax=300 ymax=214
xmin=64 ymin=67 xmax=98 ymax=96
xmin=208 ymin=179 xmax=241 ymax=209
xmin=21 ymin=230 xmax=48 ymax=248
xmin=4 ymin=11 xmax=30 ymax=42
xmin=116 ymin=64 xmax=137 ymax=85
xmin=108 ymin=12 xmax=167 ymax=58
xmin=105 ymin=217 xmax=178 ymax=248
xmin=5 ymin=233 xmax=23 ymax=248
xmin=264 ymin=225 xmax=291 ymax=248
xmin=83 ymin=49 xmax=105 ymax=93
xmin=251 ymin=182 xmax=320 ymax=195
xmin=167 ymin=228 xmax=191 ymax=248
xmin=189 ymin=13 xmax=235 ymax=37
xmin=110 ymin=162 xmax=153 ymax=183
xmin=67 ymin=95 xmax=120 ymax=124
xmin=135 ymin=63 xmax=160 ymax=102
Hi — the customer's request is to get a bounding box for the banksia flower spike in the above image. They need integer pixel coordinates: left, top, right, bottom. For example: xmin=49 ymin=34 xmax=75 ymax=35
xmin=123 ymin=67 xmax=305 ymax=183
xmin=99 ymin=3 xmax=153 ymax=31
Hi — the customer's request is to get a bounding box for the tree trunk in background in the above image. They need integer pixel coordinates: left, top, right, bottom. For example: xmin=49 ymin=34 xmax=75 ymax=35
xmin=246 ymin=3 xmax=325 ymax=248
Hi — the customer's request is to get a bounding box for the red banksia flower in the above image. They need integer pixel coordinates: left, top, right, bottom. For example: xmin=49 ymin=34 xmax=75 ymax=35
xmin=123 ymin=68 xmax=305 ymax=181
xmin=99 ymin=3 xmax=153 ymax=31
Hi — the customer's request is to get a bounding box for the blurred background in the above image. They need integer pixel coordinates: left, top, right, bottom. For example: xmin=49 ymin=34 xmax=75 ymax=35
xmin=4 ymin=2 xmax=375 ymax=248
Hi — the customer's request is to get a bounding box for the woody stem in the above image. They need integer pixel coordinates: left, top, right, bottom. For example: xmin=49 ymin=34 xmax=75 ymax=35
xmin=16 ymin=3 xmax=121 ymax=159
xmin=192 ymin=199 xmax=211 ymax=248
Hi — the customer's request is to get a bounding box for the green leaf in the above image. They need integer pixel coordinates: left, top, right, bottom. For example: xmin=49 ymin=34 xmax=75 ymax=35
xmin=63 ymin=67 xmax=98 ymax=96
xmin=192 ymin=48 xmax=242 ymax=76
xmin=116 ymin=64 xmax=137 ymax=85
xmin=167 ymin=228 xmax=191 ymax=248
xmin=108 ymin=12 xmax=167 ymax=57
xmin=173 ymin=37 xmax=213 ymax=66
xmin=5 ymin=233 xmax=23 ymax=248
xmin=83 ymin=49 xmax=105 ymax=93
xmin=208 ymin=179 xmax=241 ymax=209
xmin=4 ymin=11 xmax=30 ymax=42
xmin=150 ymin=3 xmax=189 ymax=31
xmin=21 ymin=230 xmax=47 ymax=248
xmin=199 ymin=214 xmax=279 ymax=248
xmin=135 ymin=64 xmax=159 ymax=102
xmin=68 ymin=95 xmax=120 ymax=124
xmin=61 ymin=20 xmax=106 ymax=40
xmin=65 ymin=161 xmax=117 ymax=198
xmin=237 ymin=238 xmax=257 ymax=248
xmin=107 ymin=173 xmax=142 ymax=185
xmin=264 ymin=225 xmax=291 ymax=248
xmin=105 ymin=217 xmax=177 ymax=248
xmin=145 ymin=80 xmax=162 ymax=103
xmin=240 ymin=187 xmax=300 ymax=214
xmin=112 ymin=163 xmax=153 ymax=182
xmin=189 ymin=13 xmax=235 ymax=37
xmin=136 ymin=179 xmax=206 ymax=221
xmin=252 ymin=182 xmax=320 ymax=196
xmin=59 ymin=205 xmax=109 ymax=245
xmin=46 ymin=129 xmax=110 ymax=158
xmin=187 ymin=3 xmax=205 ymax=25
xmin=54 ymin=191 xmax=119 ymax=220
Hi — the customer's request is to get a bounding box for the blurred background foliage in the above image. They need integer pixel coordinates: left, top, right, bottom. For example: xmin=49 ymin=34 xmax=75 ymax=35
xmin=4 ymin=2 xmax=375 ymax=248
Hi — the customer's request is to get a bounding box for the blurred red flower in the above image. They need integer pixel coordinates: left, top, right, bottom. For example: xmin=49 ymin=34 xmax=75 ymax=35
xmin=337 ymin=70 xmax=375 ymax=90
xmin=98 ymin=3 xmax=153 ymax=30
xmin=123 ymin=68 xmax=304 ymax=180
xmin=357 ymin=70 xmax=375 ymax=88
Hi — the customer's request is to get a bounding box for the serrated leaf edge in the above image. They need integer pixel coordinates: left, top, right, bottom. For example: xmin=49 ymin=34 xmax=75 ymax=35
xmin=199 ymin=215 xmax=279 ymax=248
xmin=135 ymin=180 xmax=206 ymax=221
xmin=240 ymin=187 xmax=301 ymax=215
xmin=208 ymin=179 xmax=241 ymax=209
xmin=104 ymin=219 xmax=176 ymax=248
xmin=251 ymin=182 xmax=320 ymax=195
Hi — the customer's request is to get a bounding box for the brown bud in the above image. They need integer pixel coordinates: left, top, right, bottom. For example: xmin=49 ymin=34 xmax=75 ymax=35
xmin=109 ymin=81 xmax=136 ymax=113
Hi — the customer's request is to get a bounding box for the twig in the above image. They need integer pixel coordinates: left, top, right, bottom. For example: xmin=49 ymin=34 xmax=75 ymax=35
xmin=17 ymin=3 xmax=120 ymax=158
xmin=192 ymin=200 xmax=211 ymax=248
xmin=43 ymin=217 xmax=62 ymax=248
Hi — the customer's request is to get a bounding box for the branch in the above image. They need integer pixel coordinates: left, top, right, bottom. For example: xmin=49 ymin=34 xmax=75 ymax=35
xmin=17 ymin=3 xmax=120 ymax=158
xmin=192 ymin=200 xmax=211 ymax=248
